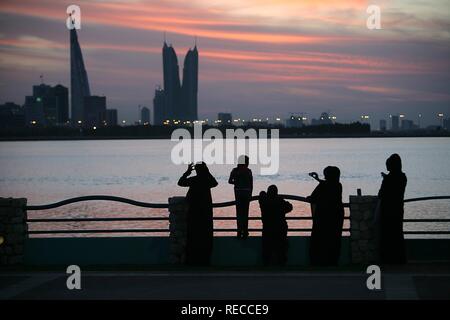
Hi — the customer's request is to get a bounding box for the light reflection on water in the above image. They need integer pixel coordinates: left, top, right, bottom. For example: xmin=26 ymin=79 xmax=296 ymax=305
xmin=0 ymin=138 xmax=449 ymax=237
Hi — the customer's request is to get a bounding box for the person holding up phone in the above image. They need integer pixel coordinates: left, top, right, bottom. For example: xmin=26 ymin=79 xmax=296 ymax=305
xmin=307 ymin=166 xmax=345 ymax=266
xmin=178 ymin=162 xmax=218 ymax=266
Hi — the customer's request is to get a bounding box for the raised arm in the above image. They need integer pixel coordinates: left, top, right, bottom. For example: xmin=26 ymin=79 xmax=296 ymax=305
xmin=178 ymin=164 xmax=193 ymax=187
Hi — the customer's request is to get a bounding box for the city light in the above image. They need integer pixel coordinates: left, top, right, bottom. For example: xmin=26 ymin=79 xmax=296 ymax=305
xmin=77 ymin=120 xmax=82 ymax=124
xmin=93 ymin=126 xmax=96 ymax=130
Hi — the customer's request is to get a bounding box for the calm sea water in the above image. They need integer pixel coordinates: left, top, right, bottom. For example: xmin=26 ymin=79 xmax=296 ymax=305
xmin=0 ymin=138 xmax=449 ymax=237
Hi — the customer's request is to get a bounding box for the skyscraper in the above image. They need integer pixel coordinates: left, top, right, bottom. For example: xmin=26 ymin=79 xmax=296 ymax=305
xmin=162 ymin=42 xmax=181 ymax=120
xmin=23 ymin=83 xmax=69 ymax=126
xmin=153 ymin=86 xmax=165 ymax=125
xmin=217 ymin=113 xmax=232 ymax=125
xmin=53 ymin=85 xmax=69 ymax=124
xmin=380 ymin=119 xmax=387 ymax=131
xmin=70 ymin=27 xmax=91 ymax=125
xmin=0 ymin=102 xmax=25 ymax=128
xmin=141 ymin=106 xmax=150 ymax=125
xmin=156 ymin=40 xmax=198 ymax=124
xmin=391 ymin=115 xmax=399 ymax=131
xmin=83 ymin=96 xmax=106 ymax=128
xmin=103 ymin=109 xmax=118 ymax=126
xmin=181 ymin=46 xmax=198 ymax=121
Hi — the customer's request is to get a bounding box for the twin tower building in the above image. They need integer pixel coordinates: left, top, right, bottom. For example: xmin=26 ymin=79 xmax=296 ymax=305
xmin=70 ymin=24 xmax=198 ymax=126
xmin=153 ymin=41 xmax=199 ymax=125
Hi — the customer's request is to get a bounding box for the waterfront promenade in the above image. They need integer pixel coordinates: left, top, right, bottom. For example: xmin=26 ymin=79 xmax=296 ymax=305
xmin=1 ymin=263 xmax=449 ymax=300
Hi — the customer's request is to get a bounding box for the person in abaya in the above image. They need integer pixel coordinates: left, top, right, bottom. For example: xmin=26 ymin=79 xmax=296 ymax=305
xmin=178 ymin=162 xmax=218 ymax=266
xmin=307 ymin=166 xmax=345 ymax=266
xmin=228 ymin=155 xmax=253 ymax=239
xmin=259 ymin=185 xmax=293 ymax=266
xmin=378 ymin=153 xmax=407 ymax=264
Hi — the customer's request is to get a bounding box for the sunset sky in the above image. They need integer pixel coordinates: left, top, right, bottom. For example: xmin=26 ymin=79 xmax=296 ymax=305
xmin=0 ymin=0 xmax=449 ymax=126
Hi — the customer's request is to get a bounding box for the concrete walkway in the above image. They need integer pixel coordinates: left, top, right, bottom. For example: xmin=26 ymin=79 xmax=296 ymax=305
xmin=1 ymin=264 xmax=449 ymax=300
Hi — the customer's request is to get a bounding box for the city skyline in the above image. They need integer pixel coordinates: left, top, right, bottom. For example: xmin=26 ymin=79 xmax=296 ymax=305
xmin=0 ymin=0 xmax=449 ymax=126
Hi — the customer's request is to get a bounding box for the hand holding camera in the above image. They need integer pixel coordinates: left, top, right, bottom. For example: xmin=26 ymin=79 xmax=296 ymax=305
xmin=309 ymin=172 xmax=319 ymax=181
xmin=186 ymin=163 xmax=194 ymax=175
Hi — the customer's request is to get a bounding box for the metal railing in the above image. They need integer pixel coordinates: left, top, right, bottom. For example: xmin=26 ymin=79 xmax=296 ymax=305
xmin=25 ymin=195 xmax=450 ymax=235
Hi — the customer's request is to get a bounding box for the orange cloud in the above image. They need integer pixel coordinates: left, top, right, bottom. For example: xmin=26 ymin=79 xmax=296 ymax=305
xmin=0 ymin=0 xmax=350 ymax=44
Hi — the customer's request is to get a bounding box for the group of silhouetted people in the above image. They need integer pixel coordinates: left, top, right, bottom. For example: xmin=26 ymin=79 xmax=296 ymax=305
xmin=177 ymin=153 xmax=407 ymax=267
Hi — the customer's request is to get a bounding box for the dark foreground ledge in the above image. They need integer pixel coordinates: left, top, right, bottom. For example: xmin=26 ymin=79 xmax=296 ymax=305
xmin=1 ymin=262 xmax=449 ymax=300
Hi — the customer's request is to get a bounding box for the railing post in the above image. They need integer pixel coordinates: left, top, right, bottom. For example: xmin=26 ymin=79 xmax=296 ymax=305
xmin=349 ymin=194 xmax=379 ymax=265
xmin=0 ymin=198 xmax=28 ymax=266
xmin=168 ymin=197 xmax=188 ymax=264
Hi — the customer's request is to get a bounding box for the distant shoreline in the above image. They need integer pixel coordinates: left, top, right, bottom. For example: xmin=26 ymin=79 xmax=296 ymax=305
xmin=1 ymin=133 xmax=449 ymax=141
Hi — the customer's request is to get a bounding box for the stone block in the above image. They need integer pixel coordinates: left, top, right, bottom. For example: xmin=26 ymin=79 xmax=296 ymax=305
xmin=360 ymin=221 xmax=368 ymax=231
xmin=363 ymin=210 xmax=373 ymax=220
xmin=0 ymin=208 xmax=16 ymax=218
xmin=11 ymin=198 xmax=27 ymax=208
xmin=14 ymin=244 xmax=24 ymax=254
xmin=8 ymin=255 xmax=24 ymax=265
xmin=351 ymin=230 xmax=360 ymax=239
xmin=350 ymin=210 xmax=362 ymax=221
xmin=350 ymin=221 xmax=359 ymax=230
xmin=360 ymin=230 xmax=371 ymax=240
xmin=359 ymin=240 xmax=369 ymax=250
xmin=5 ymin=233 xmax=24 ymax=244
xmin=3 ymin=246 xmax=13 ymax=254
xmin=349 ymin=196 xmax=362 ymax=204
xmin=9 ymin=216 xmax=24 ymax=224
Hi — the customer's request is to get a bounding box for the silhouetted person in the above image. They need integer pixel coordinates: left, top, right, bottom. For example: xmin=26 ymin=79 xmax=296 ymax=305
xmin=307 ymin=166 xmax=344 ymax=266
xmin=178 ymin=162 xmax=218 ymax=266
xmin=229 ymin=155 xmax=253 ymax=239
xmin=259 ymin=185 xmax=293 ymax=266
xmin=378 ymin=153 xmax=407 ymax=264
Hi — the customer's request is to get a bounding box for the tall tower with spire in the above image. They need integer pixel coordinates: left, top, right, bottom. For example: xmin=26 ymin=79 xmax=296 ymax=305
xmin=155 ymin=36 xmax=198 ymax=124
xmin=162 ymin=40 xmax=181 ymax=121
xmin=70 ymin=24 xmax=91 ymax=124
xmin=181 ymin=44 xmax=198 ymax=121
